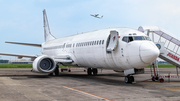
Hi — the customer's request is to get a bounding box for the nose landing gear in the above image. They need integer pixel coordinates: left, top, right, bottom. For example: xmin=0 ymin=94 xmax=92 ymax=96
xmin=125 ymin=75 xmax=134 ymax=83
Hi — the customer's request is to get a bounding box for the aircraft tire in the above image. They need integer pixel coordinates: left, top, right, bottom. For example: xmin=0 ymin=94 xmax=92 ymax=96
xmin=130 ymin=76 xmax=134 ymax=82
xmin=125 ymin=76 xmax=129 ymax=83
xmin=54 ymin=65 xmax=59 ymax=76
xmin=87 ymin=68 xmax=92 ymax=75
xmin=125 ymin=76 xmax=134 ymax=83
xmin=92 ymin=68 xmax=98 ymax=75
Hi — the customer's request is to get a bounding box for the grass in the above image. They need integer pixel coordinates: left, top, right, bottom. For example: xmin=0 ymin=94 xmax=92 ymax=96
xmin=146 ymin=64 xmax=176 ymax=68
xmin=0 ymin=64 xmax=81 ymax=68
xmin=0 ymin=64 xmax=32 ymax=68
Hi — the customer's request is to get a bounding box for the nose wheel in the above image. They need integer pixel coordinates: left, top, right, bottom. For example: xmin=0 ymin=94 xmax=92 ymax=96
xmin=125 ymin=76 xmax=134 ymax=83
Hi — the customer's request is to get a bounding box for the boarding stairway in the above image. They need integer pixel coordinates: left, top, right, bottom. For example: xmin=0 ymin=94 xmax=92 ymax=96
xmin=138 ymin=26 xmax=180 ymax=69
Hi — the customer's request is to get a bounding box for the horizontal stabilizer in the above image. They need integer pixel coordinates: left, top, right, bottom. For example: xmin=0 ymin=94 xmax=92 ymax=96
xmin=0 ymin=53 xmax=37 ymax=60
xmin=6 ymin=41 xmax=41 ymax=47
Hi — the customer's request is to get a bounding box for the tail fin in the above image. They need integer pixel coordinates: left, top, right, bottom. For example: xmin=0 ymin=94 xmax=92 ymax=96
xmin=43 ymin=9 xmax=56 ymax=42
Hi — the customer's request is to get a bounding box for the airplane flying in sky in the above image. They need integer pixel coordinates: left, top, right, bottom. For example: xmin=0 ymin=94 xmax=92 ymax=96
xmin=90 ymin=14 xmax=103 ymax=19
xmin=0 ymin=10 xmax=160 ymax=83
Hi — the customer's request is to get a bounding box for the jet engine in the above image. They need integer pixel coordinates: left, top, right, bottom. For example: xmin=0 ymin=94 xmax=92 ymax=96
xmin=32 ymin=55 xmax=56 ymax=73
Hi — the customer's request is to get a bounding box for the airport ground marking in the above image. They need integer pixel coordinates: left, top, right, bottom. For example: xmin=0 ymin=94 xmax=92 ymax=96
xmin=63 ymin=86 xmax=113 ymax=101
xmin=142 ymin=85 xmax=180 ymax=93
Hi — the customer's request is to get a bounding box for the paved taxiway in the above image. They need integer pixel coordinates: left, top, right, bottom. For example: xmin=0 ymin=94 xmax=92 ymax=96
xmin=0 ymin=68 xmax=180 ymax=101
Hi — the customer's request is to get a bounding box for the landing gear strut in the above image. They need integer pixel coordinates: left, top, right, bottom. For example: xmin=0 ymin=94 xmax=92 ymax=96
xmin=87 ymin=68 xmax=98 ymax=76
xmin=48 ymin=65 xmax=59 ymax=76
xmin=125 ymin=75 xmax=134 ymax=83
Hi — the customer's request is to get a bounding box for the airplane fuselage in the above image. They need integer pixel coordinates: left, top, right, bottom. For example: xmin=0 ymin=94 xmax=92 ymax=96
xmin=41 ymin=27 xmax=159 ymax=71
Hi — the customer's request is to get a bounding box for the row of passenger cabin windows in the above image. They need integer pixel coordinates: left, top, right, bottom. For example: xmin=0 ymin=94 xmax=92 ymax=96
xmin=122 ymin=36 xmax=151 ymax=43
xmin=43 ymin=40 xmax=105 ymax=50
xmin=76 ymin=40 xmax=104 ymax=47
xmin=66 ymin=44 xmax=72 ymax=48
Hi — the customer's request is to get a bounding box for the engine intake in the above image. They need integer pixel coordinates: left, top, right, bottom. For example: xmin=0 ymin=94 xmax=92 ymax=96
xmin=33 ymin=55 xmax=56 ymax=73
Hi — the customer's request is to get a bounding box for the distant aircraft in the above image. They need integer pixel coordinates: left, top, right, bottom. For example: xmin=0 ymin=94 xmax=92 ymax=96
xmin=91 ymin=14 xmax=103 ymax=19
xmin=0 ymin=9 xmax=160 ymax=83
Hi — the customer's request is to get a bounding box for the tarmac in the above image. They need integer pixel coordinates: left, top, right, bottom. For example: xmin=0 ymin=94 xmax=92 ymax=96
xmin=0 ymin=68 xmax=180 ymax=101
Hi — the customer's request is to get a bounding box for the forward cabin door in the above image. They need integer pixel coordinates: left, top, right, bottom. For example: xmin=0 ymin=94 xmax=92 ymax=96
xmin=107 ymin=30 xmax=119 ymax=52
xmin=104 ymin=30 xmax=119 ymax=69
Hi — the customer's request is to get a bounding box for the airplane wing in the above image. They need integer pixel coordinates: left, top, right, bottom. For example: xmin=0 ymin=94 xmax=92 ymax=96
xmin=0 ymin=53 xmax=37 ymax=60
xmin=5 ymin=41 xmax=41 ymax=47
xmin=95 ymin=14 xmax=99 ymax=17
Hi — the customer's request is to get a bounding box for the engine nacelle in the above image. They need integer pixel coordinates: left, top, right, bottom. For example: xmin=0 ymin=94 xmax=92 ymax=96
xmin=32 ymin=55 xmax=56 ymax=73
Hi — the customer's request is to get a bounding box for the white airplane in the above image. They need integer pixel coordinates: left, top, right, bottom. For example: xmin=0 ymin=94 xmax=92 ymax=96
xmin=0 ymin=10 xmax=160 ymax=83
xmin=90 ymin=14 xmax=103 ymax=19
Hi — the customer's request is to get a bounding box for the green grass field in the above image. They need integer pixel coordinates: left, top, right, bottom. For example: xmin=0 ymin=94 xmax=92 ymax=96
xmin=0 ymin=64 xmax=176 ymax=68
xmin=146 ymin=64 xmax=176 ymax=68
xmin=0 ymin=64 xmax=32 ymax=68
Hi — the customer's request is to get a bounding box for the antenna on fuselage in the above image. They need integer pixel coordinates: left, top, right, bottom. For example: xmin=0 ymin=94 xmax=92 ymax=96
xmin=43 ymin=9 xmax=56 ymax=42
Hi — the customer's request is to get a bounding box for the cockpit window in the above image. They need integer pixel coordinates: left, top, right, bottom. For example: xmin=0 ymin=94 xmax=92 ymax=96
xmin=134 ymin=36 xmax=145 ymax=40
xmin=122 ymin=36 xmax=151 ymax=43
xmin=129 ymin=37 xmax=133 ymax=42
xmin=145 ymin=36 xmax=151 ymax=41
xmin=122 ymin=37 xmax=128 ymax=42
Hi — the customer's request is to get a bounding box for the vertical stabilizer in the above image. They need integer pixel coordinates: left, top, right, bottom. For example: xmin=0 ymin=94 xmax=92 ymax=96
xmin=43 ymin=9 xmax=56 ymax=42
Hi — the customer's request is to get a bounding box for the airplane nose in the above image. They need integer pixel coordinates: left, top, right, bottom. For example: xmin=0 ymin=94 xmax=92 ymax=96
xmin=140 ymin=42 xmax=160 ymax=64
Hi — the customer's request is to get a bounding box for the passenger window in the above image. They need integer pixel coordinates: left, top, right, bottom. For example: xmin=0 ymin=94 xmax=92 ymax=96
xmin=102 ymin=40 xmax=104 ymax=44
xmin=97 ymin=41 xmax=99 ymax=45
xmin=99 ymin=40 xmax=101 ymax=45
xmin=94 ymin=41 xmax=96 ymax=45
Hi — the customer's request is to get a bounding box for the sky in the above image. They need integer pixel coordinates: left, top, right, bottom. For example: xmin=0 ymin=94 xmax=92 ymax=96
xmin=0 ymin=0 xmax=180 ymax=60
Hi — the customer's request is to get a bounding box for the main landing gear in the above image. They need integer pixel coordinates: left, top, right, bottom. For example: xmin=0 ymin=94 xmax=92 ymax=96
xmin=125 ymin=75 xmax=134 ymax=83
xmin=87 ymin=68 xmax=98 ymax=76
xmin=48 ymin=65 xmax=59 ymax=76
